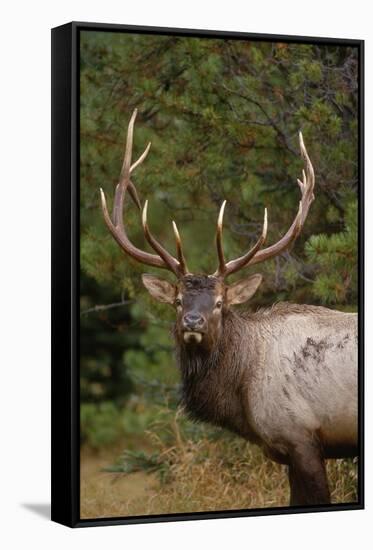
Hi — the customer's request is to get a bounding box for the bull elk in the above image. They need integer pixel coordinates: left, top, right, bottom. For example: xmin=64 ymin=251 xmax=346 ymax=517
xmin=100 ymin=110 xmax=358 ymax=506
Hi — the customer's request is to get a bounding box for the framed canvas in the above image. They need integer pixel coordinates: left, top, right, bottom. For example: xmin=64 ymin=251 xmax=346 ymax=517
xmin=51 ymin=21 xmax=364 ymax=527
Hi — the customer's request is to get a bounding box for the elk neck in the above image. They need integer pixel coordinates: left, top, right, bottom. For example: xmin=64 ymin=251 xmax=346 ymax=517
xmin=175 ymin=309 xmax=259 ymax=440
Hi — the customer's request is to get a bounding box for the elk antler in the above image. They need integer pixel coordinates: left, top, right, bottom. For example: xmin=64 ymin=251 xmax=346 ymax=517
xmin=214 ymin=132 xmax=315 ymax=278
xmin=100 ymin=109 xmax=188 ymax=278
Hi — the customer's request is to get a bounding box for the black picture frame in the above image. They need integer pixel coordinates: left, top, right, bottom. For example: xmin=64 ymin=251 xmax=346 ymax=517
xmin=51 ymin=21 xmax=364 ymax=528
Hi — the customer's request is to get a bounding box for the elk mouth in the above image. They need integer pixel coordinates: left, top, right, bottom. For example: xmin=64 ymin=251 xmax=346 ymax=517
xmin=183 ymin=331 xmax=203 ymax=344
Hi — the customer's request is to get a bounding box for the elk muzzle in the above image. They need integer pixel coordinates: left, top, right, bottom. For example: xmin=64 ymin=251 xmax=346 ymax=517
xmin=182 ymin=312 xmax=206 ymax=344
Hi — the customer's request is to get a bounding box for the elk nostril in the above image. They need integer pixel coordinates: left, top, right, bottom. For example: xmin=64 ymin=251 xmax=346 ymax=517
xmin=183 ymin=313 xmax=205 ymax=329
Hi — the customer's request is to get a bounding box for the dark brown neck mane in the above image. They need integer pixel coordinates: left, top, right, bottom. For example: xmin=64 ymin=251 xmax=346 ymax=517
xmin=175 ymin=310 xmax=257 ymax=439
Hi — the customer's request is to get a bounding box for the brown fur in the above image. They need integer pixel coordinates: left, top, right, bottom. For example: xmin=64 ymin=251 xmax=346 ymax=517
xmin=143 ymin=274 xmax=358 ymax=506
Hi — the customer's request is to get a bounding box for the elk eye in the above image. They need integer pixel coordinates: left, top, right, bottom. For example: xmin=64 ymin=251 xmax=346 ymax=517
xmin=175 ymin=298 xmax=182 ymax=307
xmin=215 ymin=301 xmax=223 ymax=309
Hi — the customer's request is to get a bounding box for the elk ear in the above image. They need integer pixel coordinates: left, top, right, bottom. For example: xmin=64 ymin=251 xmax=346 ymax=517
xmin=226 ymin=274 xmax=263 ymax=305
xmin=141 ymin=274 xmax=176 ymax=304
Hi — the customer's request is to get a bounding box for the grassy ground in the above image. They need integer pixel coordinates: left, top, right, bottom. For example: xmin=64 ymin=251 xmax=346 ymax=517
xmin=80 ymin=445 xmax=159 ymax=519
xmin=80 ymin=412 xmax=358 ymax=519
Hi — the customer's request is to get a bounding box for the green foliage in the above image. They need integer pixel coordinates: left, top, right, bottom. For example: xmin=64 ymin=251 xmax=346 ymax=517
xmin=81 ymin=402 xmax=123 ymax=448
xmin=80 ymin=272 xmax=135 ymax=404
xmin=81 ymin=396 xmax=170 ymax=448
xmin=305 ymin=199 xmax=357 ymax=304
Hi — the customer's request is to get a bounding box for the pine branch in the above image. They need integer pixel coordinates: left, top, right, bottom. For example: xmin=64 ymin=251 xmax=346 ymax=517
xmin=80 ymin=299 xmax=135 ymax=316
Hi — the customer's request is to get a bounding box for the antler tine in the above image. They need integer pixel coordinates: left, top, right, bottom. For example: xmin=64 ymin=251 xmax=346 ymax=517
xmin=100 ymin=187 xmax=168 ymax=268
xmin=142 ymin=201 xmax=185 ymax=277
xmin=215 ymin=208 xmax=268 ymax=277
xmin=100 ymin=109 xmax=185 ymax=274
xmin=112 ymin=109 xmax=137 ymax=231
xmin=120 ymin=109 xmax=137 ymax=180
xmin=216 ymin=200 xmax=227 ymax=276
xmin=112 ymin=140 xmax=152 ymax=224
xmin=235 ymin=132 xmax=314 ymax=270
xmin=130 ymin=141 xmax=151 ymax=174
xmin=172 ymin=220 xmax=189 ymax=274
xmin=213 ymin=132 xmax=314 ymax=278
xmin=112 ymin=142 xmax=151 ymax=223
xmin=298 ymin=131 xmax=315 ymax=223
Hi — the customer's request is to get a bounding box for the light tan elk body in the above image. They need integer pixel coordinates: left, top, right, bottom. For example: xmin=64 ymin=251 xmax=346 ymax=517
xmin=100 ymin=110 xmax=358 ymax=506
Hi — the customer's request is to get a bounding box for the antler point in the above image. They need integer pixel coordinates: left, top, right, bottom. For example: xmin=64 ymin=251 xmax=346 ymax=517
xmin=263 ymin=208 xmax=268 ymax=239
xmin=172 ymin=220 xmax=182 ymax=244
xmin=142 ymin=199 xmax=149 ymax=228
xmin=218 ymin=200 xmax=227 ymax=228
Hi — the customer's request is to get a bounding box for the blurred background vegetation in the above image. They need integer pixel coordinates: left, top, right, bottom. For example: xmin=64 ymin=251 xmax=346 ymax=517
xmin=79 ymin=31 xmax=359 ymax=517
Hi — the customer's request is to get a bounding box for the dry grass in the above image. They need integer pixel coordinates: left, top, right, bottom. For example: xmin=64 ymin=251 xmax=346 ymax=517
xmin=80 ymin=411 xmax=358 ymax=519
xmin=80 ymin=446 xmax=159 ymax=519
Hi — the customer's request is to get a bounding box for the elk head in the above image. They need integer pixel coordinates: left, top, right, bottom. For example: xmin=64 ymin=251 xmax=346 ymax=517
xmin=100 ymin=110 xmax=315 ymax=350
